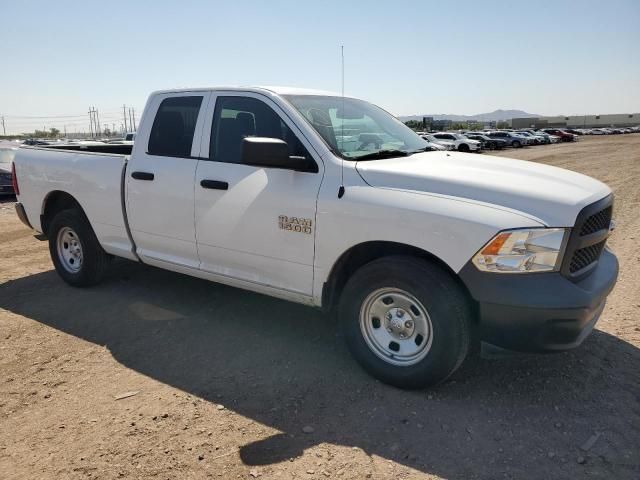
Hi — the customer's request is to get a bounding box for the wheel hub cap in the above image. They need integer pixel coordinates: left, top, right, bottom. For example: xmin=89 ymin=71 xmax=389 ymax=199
xmin=359 ymin=288 xmax=434 ymax=366
xmin=56 ymin=227 xmax=83 ymax=273
xmin=386 ymin=308 xmax=415 ymax=339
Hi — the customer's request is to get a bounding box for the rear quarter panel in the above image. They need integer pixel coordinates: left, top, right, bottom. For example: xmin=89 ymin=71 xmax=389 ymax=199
xmin=14 ymin=147 xmax=135 ymax=260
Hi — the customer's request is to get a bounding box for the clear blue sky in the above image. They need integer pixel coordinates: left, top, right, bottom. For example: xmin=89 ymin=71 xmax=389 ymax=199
xmin=1 ymin=0 xmax=639 ymax=134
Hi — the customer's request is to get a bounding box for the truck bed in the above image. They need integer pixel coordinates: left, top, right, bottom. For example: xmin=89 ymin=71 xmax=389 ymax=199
xmin=14 ymin=146 xmax=136 ymax=260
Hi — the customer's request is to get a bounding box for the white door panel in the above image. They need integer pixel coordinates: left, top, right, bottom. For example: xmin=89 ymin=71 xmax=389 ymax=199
xmin=127 ymin=92 xmax=209 ymax=268
xmin=195 ymin=162 xmax=318 ymax=294
xmin=194 ymin=92 xmax=323 ymax=296
xmin=127 ymin=156 xmax=199 ymax=266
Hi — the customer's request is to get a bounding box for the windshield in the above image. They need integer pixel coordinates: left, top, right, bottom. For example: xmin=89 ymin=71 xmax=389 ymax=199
xmin=284 ymin=95 xmax=428 ymax=160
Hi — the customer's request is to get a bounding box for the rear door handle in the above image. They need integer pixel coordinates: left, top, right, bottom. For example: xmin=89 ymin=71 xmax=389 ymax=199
xmin=131 ymin=171 xmax=154 ymax=181
xmin=200 ymin=179 xmax=229 ymax=190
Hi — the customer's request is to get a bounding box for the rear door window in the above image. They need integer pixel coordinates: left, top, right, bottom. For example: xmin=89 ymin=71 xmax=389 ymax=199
xmin=148 ymin=96 xmax=203 ymax=157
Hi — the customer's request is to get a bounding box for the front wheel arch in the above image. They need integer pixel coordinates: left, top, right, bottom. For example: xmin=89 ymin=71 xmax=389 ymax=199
xmin=321 ymin=241 xmax=474 ymax=316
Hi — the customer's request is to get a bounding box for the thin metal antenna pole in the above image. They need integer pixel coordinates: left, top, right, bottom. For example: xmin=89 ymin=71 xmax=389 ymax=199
xmin=338 ymin=45 xmax=346 ymax=199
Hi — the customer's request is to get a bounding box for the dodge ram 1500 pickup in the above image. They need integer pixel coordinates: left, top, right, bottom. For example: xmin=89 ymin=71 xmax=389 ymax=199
xmin=12 ymin=86 xmax=618 ymax=388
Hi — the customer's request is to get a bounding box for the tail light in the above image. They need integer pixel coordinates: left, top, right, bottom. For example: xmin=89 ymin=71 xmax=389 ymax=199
xmin=11 ymin=162 xmax=19 ymax=196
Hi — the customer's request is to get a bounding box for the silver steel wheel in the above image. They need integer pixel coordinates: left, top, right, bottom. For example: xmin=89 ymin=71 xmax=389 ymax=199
xmin=56 ymin=227 xmax=83 ymax=273
xmin=359 ymin=287 xmax=434 ymax=366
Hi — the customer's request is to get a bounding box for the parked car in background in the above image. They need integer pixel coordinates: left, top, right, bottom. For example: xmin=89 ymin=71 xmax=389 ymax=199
xmin=432 ymin=132 xmax=482 ymax=152
xmin=521 ymin=130 xmax=552 ymax=144
xmin=464 ymin=133 xmax=507 ymax=150
xmin=542 ymin=128 xmax=577 ymax=142
xmin=421 ymin=139 xmax=447 ymax=151
xmin=0 ymin=145 xmax=17 ymax=195
xmin=515 ymin=131 xmax=544 ymax=145
xmin=22 ymin=139 xmax=51 ymax=146
xmin=420 ymin=134 xmax=456 ymax=151
xmin=486 ymin=131 xmax=527 ymax=148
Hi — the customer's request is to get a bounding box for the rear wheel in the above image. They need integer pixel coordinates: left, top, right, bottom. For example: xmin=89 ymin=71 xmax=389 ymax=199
xmin=48 ymin=209 xmax=108 ymax=287
xmin=339 ymin=256 xmax=472 ymax=389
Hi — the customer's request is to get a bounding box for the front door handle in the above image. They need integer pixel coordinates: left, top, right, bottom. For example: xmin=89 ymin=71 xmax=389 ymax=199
xmin=200 ymin=179 xmax=229 ymax=190
xmin=131 ymin=171 xmax=155 ymax=181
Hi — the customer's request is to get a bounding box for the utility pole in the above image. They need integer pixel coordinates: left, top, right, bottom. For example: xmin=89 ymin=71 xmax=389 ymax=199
xmin=128 ymin=108 xmax=133 ymax=133
xmin=1 ymin=116 xmax=5 ymax=136
xmin=95 ymin=108 xmax=101 ymax=137
xmin=88 ymin=108 xmax=94 ymax=138
xmin=132 ymin=107 xmax=136 ymax=131
xmin=122 ymin=104 xmax=128 ymax=133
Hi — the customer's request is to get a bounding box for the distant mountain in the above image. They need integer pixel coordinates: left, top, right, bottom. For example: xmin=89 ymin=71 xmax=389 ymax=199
xmin=399 ymin=109 xmax=539 ymax=123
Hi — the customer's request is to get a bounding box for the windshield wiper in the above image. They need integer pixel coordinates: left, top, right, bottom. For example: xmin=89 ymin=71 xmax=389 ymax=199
xmin=353 ymin=149 xmax=410 ymax=161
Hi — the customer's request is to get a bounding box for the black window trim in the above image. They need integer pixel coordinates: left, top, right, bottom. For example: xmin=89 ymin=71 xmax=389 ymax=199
xmin=202 ymin=93 xmax=320 ymax=173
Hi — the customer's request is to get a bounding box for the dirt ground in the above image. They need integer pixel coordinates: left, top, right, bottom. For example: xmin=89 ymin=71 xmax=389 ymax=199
xmin=1 ymin=135 xmax=639 ymax=480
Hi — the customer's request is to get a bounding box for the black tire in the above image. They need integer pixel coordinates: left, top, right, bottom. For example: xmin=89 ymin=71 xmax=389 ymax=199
xmin=339 ymin=256 xmax=472 ymax=389
xmin=458 ymin=143 xmax=470 ymax=152
xmin=512 ymin=140 xmax=521 ymax=148
xmin=488 ymin=143 xmax=496 ymax=150
xmin=48 ymin=208 xmax=108 ymax=287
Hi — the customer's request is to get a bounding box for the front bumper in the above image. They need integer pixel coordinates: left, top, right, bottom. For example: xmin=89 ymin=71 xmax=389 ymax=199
xmin=0 ymin=183 xmax=14 ymax=195
xmin=459 ymin=249 xmax=618 ymax=352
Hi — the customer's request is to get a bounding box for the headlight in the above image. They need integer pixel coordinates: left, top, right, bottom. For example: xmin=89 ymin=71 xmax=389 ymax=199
xmin=472 ymin=228 xmax=567 ymax=273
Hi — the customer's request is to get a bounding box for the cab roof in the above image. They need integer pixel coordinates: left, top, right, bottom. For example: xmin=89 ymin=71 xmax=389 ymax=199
xmin=150 ymin=85 xmax=343 ymax=97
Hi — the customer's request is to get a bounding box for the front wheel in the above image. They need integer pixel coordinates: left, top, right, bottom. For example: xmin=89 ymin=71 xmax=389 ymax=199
xmin=48 ymin=209 xmax=108 ymax=287
xmin=339 ymin=256 xmax=472 ymax=389
xmin=512 ymin=140 xmax=522 ymax=148
xmin=458 ymin=143 xmax=470 ymax=152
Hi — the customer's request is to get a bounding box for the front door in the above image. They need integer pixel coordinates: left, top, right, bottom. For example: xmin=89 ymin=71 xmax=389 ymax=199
xmin=194 ymin=93 xmax=323 ymax=296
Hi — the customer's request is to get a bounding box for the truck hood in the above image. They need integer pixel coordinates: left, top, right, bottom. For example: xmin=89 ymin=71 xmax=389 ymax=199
xmin=355 ymin=151 xmax=611 ymax=226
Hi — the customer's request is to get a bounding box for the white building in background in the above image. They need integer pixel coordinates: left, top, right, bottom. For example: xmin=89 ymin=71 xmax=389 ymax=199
xmin=511 ymin=113 xmax=640 ymax=129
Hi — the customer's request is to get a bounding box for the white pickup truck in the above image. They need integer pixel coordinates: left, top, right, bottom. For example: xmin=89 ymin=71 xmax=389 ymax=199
xmin=12 ymin=86 xmax=618 ymax=388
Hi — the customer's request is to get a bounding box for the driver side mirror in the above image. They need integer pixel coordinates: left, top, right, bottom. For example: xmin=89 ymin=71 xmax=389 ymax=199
xmin=241 ymin=137 xmax=317 ymax=173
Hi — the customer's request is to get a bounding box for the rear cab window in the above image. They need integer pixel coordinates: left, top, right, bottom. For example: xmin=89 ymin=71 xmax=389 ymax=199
xmin=148 ymin=96 xmax=203 ymax=157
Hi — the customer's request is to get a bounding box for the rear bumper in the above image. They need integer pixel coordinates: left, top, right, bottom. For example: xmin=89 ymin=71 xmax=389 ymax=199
xmin=0 ymin=183 xmax=14 ymax=195
xmin=15 ymin=202 xmax=33 ymax=229
xmin=459 ymin=248 xmax=618 ymax=352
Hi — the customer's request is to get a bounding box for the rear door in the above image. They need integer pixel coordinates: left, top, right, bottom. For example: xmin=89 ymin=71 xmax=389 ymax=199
xmin=126 ymin=92 xmax=209 ymax=268
xmin=193 ymin=92 xmax=323 ymax=296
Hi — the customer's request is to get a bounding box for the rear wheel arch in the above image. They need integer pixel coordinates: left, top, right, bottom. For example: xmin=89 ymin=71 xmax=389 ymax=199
xmin=321 ymin=241 xmax=475 ymax=315
xmin=41 ymin=191 xmax=86 ymax=236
